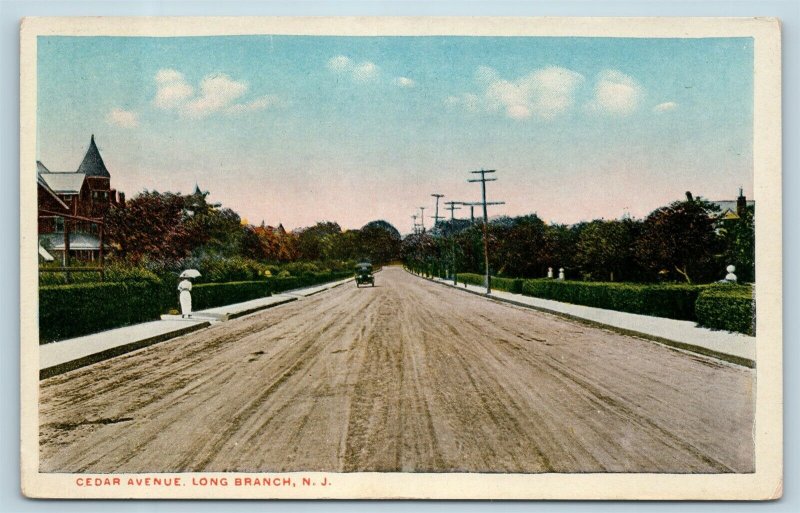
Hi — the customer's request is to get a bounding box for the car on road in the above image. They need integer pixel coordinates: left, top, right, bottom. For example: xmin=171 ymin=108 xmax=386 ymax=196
xmin=354 ymin=262 xmax=374 ymax=287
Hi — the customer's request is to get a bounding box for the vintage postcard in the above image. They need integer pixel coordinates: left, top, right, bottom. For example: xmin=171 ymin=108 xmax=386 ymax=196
xmin=20 ymin=17 xmax=782 ymax=500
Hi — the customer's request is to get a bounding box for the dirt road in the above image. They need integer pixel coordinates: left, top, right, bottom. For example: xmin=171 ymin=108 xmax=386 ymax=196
xmin=39 ymin=267 xmax=754 ymax=473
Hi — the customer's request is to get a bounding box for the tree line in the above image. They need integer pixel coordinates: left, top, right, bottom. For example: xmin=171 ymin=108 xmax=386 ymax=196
xmin=403 ymin=197 xmax=754 ymax=284
xmin=100 ymin=188 xmax=753 ymax=285
xmin=102 ymin=188 xmax=403 ymax=274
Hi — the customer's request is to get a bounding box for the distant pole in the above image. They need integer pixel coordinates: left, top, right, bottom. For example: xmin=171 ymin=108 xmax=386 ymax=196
xmin=468 ymin=169 xmax=504 ymax=294
xmin=411 ymin=214 xmax=418 ymax=235
xmin=444 ymin=201 xmax=462 ymax=284
xmin=431 ymin=194 xmax=445 ymax=227
xmin=419 ymin=206 xmax=426 ymax=232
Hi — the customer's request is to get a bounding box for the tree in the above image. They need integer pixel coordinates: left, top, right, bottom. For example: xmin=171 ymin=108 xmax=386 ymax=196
xmin=720 ymin=205 xmax=755 ymax=282
xmin=494 ymin=214 xmax=548 ymax=277
xmin=575 ymin=219 xmax=642 ymax=281
xmin=357 ymin=220 xmax=402 ymax=264
xmin=295 ymin=222 xmax=342 ymax=261
xmin=105 ymin=191 xmax=193 ymax=263
xmin=541 ymin=223 xmax=582 ymax=279
xmin=634 ymin=199 xmax=721 ymax=283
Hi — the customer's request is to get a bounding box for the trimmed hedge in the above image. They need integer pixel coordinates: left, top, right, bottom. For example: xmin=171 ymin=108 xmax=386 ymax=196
xmin=520 ymin=280 xmax=707 ymax=321
xmin=457 ymin=273 xmax=524 ymax=294
xmin=188 ymin=281 xmax=271 ymax=311
xmin=268 ymin=271 xmax=352 ymax=293
xmin=39 ymin=281 xmax=164 ymax=343
xmin=39 ymin=270 xmax=353 ymax=343
xmin=695 ymin=285 xmax=755 ymax=335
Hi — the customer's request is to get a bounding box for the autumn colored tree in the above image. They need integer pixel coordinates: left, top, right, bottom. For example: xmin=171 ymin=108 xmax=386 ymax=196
xmin=105 ymin=191 xmax=193 ymax=263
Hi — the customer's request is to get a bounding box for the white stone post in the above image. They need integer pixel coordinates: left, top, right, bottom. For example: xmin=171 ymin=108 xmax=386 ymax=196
xmin=558 ymin=268 xmax=565 ymax=280
xmin=725 ymin=265 xmax=738 ymax=283
xmin=547 ymin=267 xmax=553 ymax=279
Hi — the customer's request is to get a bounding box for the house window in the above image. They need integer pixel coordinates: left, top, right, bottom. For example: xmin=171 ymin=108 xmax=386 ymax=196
xmin=55 ymin=217 xmax=64 ymax=232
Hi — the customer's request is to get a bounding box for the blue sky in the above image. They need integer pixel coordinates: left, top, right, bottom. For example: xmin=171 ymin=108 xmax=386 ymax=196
xmin=37 ymin=35 xmax=753 ymax=232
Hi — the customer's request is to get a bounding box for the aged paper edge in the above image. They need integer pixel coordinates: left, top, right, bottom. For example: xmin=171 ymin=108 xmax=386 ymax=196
xmin=19 ymin=16 xmax=783 ymax=500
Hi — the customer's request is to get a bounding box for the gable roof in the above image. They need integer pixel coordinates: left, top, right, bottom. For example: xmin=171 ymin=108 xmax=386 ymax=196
xmin=37 ymin=173 xmax=70 ymax=210
xmin=39 ymin=172 xmax=86 ymax=194
xmin=76 ymin=135 xmax=110 ymax=178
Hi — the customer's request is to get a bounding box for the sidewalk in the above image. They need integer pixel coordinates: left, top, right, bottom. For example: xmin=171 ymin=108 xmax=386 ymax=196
xmin=39 ymin=276 xmax=353 ymax=379
xmin=426 ymin=275 xmax=755 ymax=367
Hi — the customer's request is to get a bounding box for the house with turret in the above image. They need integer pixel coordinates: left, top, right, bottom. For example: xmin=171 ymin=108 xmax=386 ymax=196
xmin=37 ymin=135 xmax=124 ymax=262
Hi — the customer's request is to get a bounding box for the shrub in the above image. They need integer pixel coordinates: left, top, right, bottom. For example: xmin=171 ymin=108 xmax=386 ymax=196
xmin=185 ymin=281 xmax=271 ymax=311
xmin=39 ymin=281 xmax=165 ymax=343
xmin=520 ymin=279 xmax=707 ymax=321
xmin=695 ymin=285 xmax=755 ymax=335
xmin=456 ymin=273 xmax=523 ymax=293
xmin=457 ymin=273 xmax=484 ymax=287
xmin=492 ymin=276 xmax=524 ymax=294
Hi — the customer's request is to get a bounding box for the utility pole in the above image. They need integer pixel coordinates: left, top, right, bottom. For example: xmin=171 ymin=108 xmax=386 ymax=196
xmin=431 ymin=194 xmax=445 ymax=227
xmin=411 ymin=214 xmax=419 ymax=235
xmin=419 ymin=206 xmax=426 ymax=232
xmin=444 ymin=201 xmax=462 ymax=284
xmin=468 ymin=169 xmax=505 ymax=294
xmin=456 ymin=201 xmax=480 ymax=224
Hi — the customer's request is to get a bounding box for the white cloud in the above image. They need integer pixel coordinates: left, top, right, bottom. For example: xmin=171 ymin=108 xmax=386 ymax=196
xmin=153 ymin=70 xmax=277 ymax=119
xmin=394 ymin=76 xmax=416 ymax=88
xmin=154 ymin=68 xmax=194 ymax=109
xmin=587 ymin=70 xmax=643 ymax=116
xmin=448 ymin=66 xmax=584 ymax=120
xmin=183 ymin=74 xmax=248 ymax=118
xmin=226 ymin=94 xmax=280 ymax=114
xmin=653 ymin=101 xmax=679 ymax=113
xmin=327 ymin=55 xmax=379 ymax=82
xmin=327 ymin=55 xmax=352 ymax=72
xmin=352 ymin=61 xmax=378 ymax=81
xmin=106 ymin=108 xmax=139 ymax=128
xmin=445 ymin=93 xmax=481 ymax=113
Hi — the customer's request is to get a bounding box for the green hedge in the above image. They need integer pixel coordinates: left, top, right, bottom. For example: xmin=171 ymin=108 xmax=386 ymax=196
xmin=520 ymin=279 xmax=707 ymax=321
xmin=457 ymin=273 xmax=482 ymax=287
xmin=39 ymin=281 xmax=165 ymax=343
xmin=268 ymin=271 xmax=352 ymax=293
xmin=39 ymin=271 xmax=353 ymax=343
xmin=188 ymin=281 xmax=271 ymax=311
xmin=457 ymin=273 xmax=523 ymax=294
xmin=695 ymin=285 xmax=755 ymax=335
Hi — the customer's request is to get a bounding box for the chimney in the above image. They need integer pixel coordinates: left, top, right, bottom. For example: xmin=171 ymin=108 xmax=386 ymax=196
xmin=685 ymin=191 xmax=694 ymax=202
xmin=736 ymin=187 xmax=746 ymax=217
xmin=118 ymin=191 xmax=126 ymax=206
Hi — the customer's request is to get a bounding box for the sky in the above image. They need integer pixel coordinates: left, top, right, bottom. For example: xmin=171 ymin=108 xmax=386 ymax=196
xmin=36 ymin=35 xmax=753 ymax=233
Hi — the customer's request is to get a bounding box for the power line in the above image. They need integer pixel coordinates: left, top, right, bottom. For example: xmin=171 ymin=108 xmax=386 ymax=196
xmin=468 ymin=169 xmax=505 ymax=293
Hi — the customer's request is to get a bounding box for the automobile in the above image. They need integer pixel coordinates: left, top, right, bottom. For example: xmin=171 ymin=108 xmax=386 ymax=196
xmin=354 ymin=262 xmax=375 ymax=287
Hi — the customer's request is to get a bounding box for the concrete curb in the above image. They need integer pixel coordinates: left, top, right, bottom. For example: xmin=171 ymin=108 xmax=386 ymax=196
xmin=407 ymin=270 xmax=754 ymax=368
xmin=226 ymin=297 xmax=298 ymax=320
xmin=40 ymin=321 xmax=211 ymax=380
